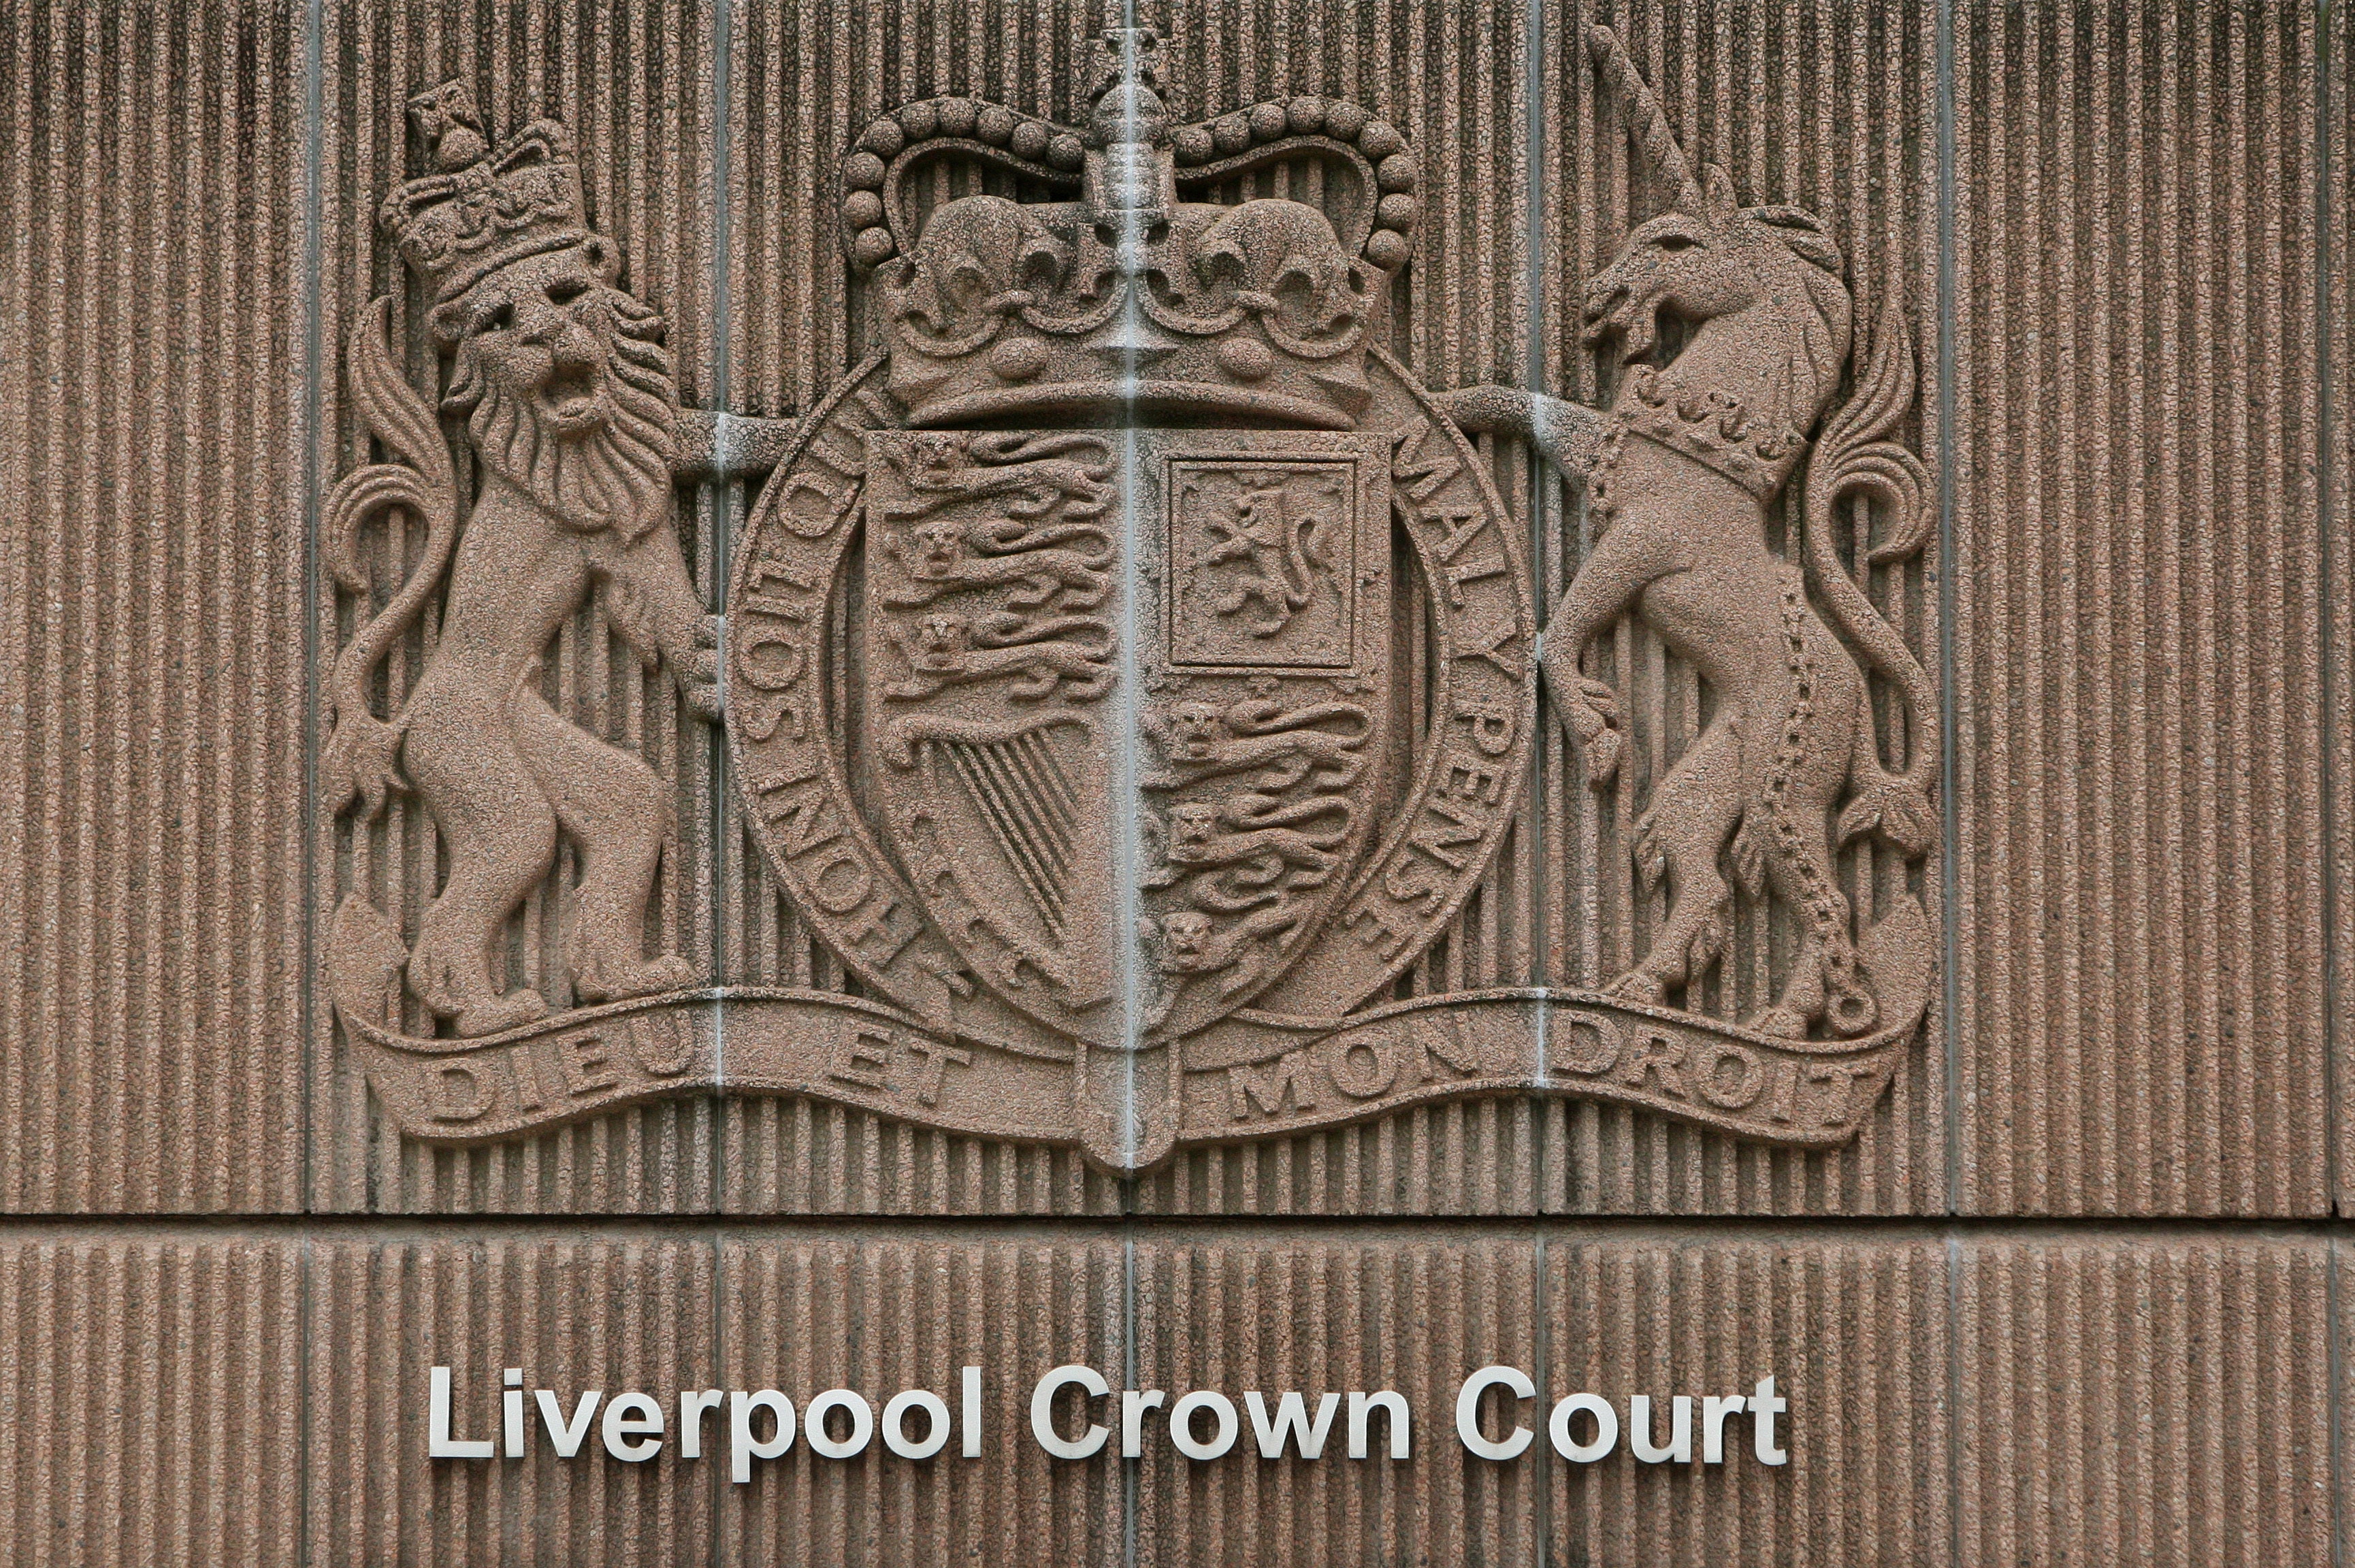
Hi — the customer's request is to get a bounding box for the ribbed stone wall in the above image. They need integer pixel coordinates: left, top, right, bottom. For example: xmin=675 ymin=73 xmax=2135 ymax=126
xmin=0 ymin=1 xmax=2344 ymax=1561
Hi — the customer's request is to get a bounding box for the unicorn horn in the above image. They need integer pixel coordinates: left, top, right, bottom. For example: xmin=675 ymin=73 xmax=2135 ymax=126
xmin=1587 ymin=25 xmax=1706 ymax=214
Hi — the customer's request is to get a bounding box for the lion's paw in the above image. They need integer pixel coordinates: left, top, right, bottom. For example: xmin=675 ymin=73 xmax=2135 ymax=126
xmin=674 ymin=615 xmax=724 ymax=721
xmin=455 ymin=989 xmax=549 ymax=1038
xmin=1602 ymin=968 xmax=1667 ymax=1006
xmin=575 ymin=953 xmax=696 ymax=1004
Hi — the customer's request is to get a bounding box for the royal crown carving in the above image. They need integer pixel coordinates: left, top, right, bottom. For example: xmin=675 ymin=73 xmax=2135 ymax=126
xmin=379 ymin=81 xmax=596 ymax=304
xmin=843 ymin=29 xmax=1418 ymax=428
xmin=325 ymin=24 xmax=1938 ymax=1176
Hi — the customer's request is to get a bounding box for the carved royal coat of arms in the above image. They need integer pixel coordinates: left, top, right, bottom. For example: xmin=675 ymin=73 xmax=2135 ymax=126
xmin=325 ymin=27 xmax=1936 ymax=1174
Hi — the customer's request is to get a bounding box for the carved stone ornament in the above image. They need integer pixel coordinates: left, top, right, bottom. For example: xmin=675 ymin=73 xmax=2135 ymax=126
xmin=327 ymin=27 xmax=1937 ymax=1174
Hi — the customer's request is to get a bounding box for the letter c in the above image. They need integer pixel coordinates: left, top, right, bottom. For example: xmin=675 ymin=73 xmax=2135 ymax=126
xmin=1455 ymin=1365 xmax=1536 ymax=1460
xmin=1030 ymin=1365 xmax=1111 ymax=1459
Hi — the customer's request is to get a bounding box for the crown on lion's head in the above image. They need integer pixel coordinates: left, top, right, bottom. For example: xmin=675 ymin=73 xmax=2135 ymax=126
xmin=841 ymin=28 xmax=1423 ymax=430
xmin=378 ymin=80 xmax=595 ymax=304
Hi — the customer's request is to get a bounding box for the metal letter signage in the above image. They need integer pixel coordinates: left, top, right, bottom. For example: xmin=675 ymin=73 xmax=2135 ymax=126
xmin=329 ymin=27 xmax=1937 ymax=1173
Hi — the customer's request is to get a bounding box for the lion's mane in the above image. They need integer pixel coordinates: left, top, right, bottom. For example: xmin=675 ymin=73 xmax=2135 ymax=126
xmin=442 ymin=286 xmax=678 ymax=539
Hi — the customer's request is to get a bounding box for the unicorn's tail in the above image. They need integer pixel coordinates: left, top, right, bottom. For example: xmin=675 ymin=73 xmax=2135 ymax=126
xmin=1805 ymin=295 xmax=1939 ymax=855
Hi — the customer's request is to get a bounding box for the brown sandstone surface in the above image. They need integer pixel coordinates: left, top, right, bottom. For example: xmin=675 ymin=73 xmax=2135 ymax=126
xmin=0 ymin=1 xmax=2345 ymax=1561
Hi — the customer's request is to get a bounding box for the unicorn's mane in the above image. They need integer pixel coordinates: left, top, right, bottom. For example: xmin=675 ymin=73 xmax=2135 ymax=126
xmin=1720 ymin=203 xmax=1853 ymax=436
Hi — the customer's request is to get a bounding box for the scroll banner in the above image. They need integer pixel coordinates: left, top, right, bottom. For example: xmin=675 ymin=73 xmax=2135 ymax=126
xmin=336 ymin=901 xmax=1928 ymax=1156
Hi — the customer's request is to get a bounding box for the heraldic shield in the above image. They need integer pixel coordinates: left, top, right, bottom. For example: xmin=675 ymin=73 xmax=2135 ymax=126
xmin=858 ymin=427 xmax=1395 ymax=1051
xmin=727 ymin=29 xmax=1532 ymax=1169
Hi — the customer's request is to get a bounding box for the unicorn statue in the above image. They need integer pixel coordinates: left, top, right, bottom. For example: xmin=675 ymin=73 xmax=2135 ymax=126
xmin=1442 ymin=27 xmax=1937 ymax=1039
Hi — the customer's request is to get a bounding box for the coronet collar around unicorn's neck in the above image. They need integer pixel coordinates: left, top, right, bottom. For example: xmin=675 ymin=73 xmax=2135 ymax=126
xmin=840 ymin=27 xmax=1421 ymax=430
xmin=1606 ymin=362 xmax=1810 ymax=501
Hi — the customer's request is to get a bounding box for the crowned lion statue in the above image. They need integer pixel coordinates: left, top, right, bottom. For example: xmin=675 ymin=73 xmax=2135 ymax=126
xmin=323 ymin=82 xmax=718 ymax=1037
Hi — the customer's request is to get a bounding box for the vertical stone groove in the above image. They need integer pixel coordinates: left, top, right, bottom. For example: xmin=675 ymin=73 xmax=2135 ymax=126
xmin=1950 ymin=0 xmax=2326 ymax=1217
xmin=0 ymin=0 xmax=310 ymax=1215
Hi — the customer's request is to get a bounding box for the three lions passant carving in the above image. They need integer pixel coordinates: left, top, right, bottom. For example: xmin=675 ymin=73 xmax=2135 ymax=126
xmin=1139 ymin=695 xmax=1372 ymax=1027
xmin=872 ymin=433 xmax=1120 ymax=703
xmin=1442 ymin=27 xmax=1937 ymax=1041
xmin=323 ymin=84 xmax=717 ymax=1037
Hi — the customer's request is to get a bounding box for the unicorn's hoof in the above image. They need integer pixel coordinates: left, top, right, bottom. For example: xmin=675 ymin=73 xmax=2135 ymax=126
xmin=1603 ymin=969 xmax=1668 ymax=1005
xmin=1744 ymin=1004 xmax=1810 ymax=1040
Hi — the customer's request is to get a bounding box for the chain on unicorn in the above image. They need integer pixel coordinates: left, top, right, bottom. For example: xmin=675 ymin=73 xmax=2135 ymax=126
xmin=1443 ymin=26 xmax=1936 ymax=1039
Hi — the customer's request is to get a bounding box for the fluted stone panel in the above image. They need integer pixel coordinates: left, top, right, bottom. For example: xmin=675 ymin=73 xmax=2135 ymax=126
xmin=0 ymin=0 xmax=310 ymax=1214
xmin=0 ymin=0 xmax=2348 ymax=1561
xmin=1949 ymin=0 xmax=2328 ymax=1215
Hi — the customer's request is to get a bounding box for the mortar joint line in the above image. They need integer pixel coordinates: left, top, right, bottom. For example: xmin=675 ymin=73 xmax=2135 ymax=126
xmin=1933 ymin=0 xmax=1963 ymax=1227
xmin=707 ymin=0 xmax=736 ymax=1210
xmin=708 ymin=6 xmax=734 ymax=1560
xmin=2317 ymin=11 xmax=2342 ymax=1567
xmin=1521 ymin=0 xmax=1554 ymax=1242
xmin=294 ymin=0 xmax=327 ymax=1554
xmin=1116 ymin=14 xmax=1145 ymax=1561
xmin=2318 ymin=0 xmax=2342 ymax=1225
xmin=711 ymin=1217 xmax=727 ymax=1568
xmin=18 ymin=1211 xmax=2355 ymax=1239
xmin=1525 ymin=0 xmax=1556 ymax=1554
xmin=2333 ymin=1235 xmax=2346 ymax=1568
xmin=1935 ymin=8 xmax=1964 ymax=1555
xmin=1945 ymin=1224 xmax=1964 ymax=1568
xmin=1122 ymin=1230 xmax=1139 ymax=1568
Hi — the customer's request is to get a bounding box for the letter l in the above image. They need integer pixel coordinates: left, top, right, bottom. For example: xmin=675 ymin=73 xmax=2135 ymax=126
xmin=429 ymin=1367 xmax=494 ymax=1459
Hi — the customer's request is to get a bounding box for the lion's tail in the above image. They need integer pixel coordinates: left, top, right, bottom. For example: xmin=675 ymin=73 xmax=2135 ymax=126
xmin=320 ymin=298 xmax=461 ymax=820
xmin=1805 ymin=295 xmax=1940 ymax=858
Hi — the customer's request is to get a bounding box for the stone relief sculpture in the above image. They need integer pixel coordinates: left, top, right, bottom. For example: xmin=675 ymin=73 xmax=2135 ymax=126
xmin=326 ymin=26 xmax=1936 ymax=1174
xmin=722 ymin=27 xmax=1520 ymax=1171
xmin=1446 ymin=27 xmax=1938 ymax=1043
xmin=323 ymin=83 xmax=719 ymax=1039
